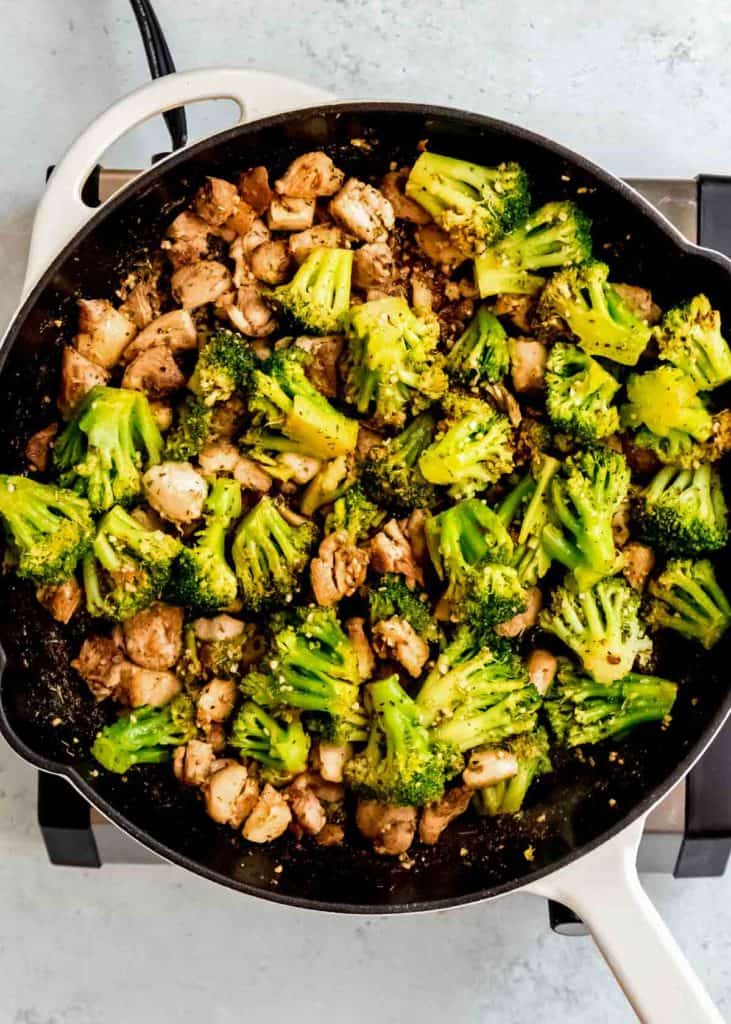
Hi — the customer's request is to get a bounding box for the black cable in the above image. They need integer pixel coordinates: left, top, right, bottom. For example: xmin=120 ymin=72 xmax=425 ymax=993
xmin=128 ymin=0 xmax=188 ymax=151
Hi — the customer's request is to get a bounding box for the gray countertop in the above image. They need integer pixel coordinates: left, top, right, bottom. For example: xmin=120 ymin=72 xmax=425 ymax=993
xmin=1 ymin=1 xmax=730 ymax=1021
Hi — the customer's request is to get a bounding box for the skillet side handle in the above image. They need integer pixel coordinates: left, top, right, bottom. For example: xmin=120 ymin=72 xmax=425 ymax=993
xmin=525 ymin=818 xmax=723 ymax=1024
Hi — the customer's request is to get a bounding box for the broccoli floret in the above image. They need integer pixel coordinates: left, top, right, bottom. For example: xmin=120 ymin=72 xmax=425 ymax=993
xmin=473 ymin=728 xmax=552 ymax=816
xmin=91 ymin=695 xmax=196 ymax=773
xmin=201 ymin=623 xmax=266 ymax=680
xmin=542 ymin=447 xmax=629 ymax=589
xmin=0 ymin=475 xmax=93 ymax=585
xmin=545 ymin=662 xmax=677 ymax=747
xmin=344 ymin=297 xmax=447 ymax=428
xmin=545 ymin=343 xmax=620 ymax=442
xmin=171 ymin=478 xmax=242 ymax=613
xmin=344 ymin=675 xmax=460 ymax=806
xmin=656 ymin=294 xmax=731 ymax=390
xmin=188 ymin=328 xmax=255 ymax=407
xmin=54 ymin=385 xmax=163 ymax=512
xmin=445 ymin=306 xmax=510 ymax=386
xmin=647 ymin=557 xmax=731 ymax=649
xmin=324 ymin=485 xmax=386 ymax=542
xmin=418 ymin=393 xmax=514 ymax=499
xmin=534 ymin=261 xmax=652 ymax=366
xmin=539 ymin=577 xmax=652 ymax=684
xmin=621 ymin=366 xmax=713 ymax=466
xmin=243 ymin=347 xmax=358 ymax=461
xmin=360 ymin=411 xmax=439 ymax=514
xmin=165 ymin=396 xmax=212 ymax=461
xmin=300 ymin=455 xmax=354 ymax=517
xmin=231 ymin=496 xmax=315 ymax=613
xmin=462 ymin=563 xmax=527 ymax=633
xmin=474 ymin=201 xmax=592 ymax=297
xmin=267 ymin=247 xmax=353 ymax=334
xmin=497 ymin=456 xmax=559 ymax=586
xmin=405 ymin=151 xmax=531 ymax=254
xmin=638 ymin=464 xmax=728 ymax=556
xmin=368 ymin=573 xmax=440 ymax=642
xmin=229 ymin=701 xmax=310 ymax=783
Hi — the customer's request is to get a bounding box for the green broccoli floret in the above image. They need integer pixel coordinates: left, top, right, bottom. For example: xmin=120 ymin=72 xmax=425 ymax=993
xmin=647 ymin=558 xmax=731 ymax=649
xmin=542 ymin=447 xmax=629 ymax=589
xmin=300 ymin=455 xmax=354 ymax=517
xmin=82 ymin=505 xmax=181 ymax=621
xmin=91 ymin=695 xmax=196 ymax=774
xmin=368 ymin=573 xmax=440 ymax=642
xmin=200 ymin=623 xmax=266 ymax=680
xmin=54 ymin=385 xmax=163 ymax=512
xmin=474 ymin=201 xmax=592 ymax=297
xmin=497 ymin=456 xmax=559 ymax=586
xmin=231 ymin=496 xmax=315 ymax=613
xmin=0 ymin=475 xmax=93 ymax=585
xmin=638 ymin=464 xmax=728 ymax=556
xmin=621 ymin=366 xmax=713 ymax=466
xmin=344 ymin=675 xmax=460 ymax=806
xmin=534 ymin=261 xmax=652 ymax=366
xmin=229 ymin=701 xmax=310 ymax=783
xmin=655 ymin=294 xmax=731 ymax=390
xmin=267 ymin=247 xmax=353 ymax=334
xmin=473 ymin=728 xmax=552 ymax=816
xmin=418 ymin=393 xmax=514 ymax=499
xmin=539 ymin=577 xmax=652 ymax=684
xmin=324 ymin=485 xmax=386 ymax=542
xmin=170 ymin=478 xmax=242 ymax=613
xmin=188 ymin=328 xmax=255 ymax=407
xmin=445 ymin=306 xmax=510 ymax=386
xmin=462 ymin=563 xmax=527 ymax=633
xmin=244 ymin=606 xmax=367 ymax=743
xmin=243 ymin=347 xmax=358 ymax=461
xmin=545 ymin=343 xmax=620 ymax=442
xmin=360 ymin=411 xmax=439 ymax=515
xmin=344 ymin=297 xmax=447 ymax=428
xmin=405 ymin=151 xmax=531 ymax=254
xmin=165 ymin=395 xmax=212 ymax=461
xmin=545 ymin=662 xmax=677 ymax=747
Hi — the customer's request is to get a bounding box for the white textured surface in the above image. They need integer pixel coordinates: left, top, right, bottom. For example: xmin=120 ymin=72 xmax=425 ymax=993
xmin=0 ymin=1 xmax=730 ymax=1021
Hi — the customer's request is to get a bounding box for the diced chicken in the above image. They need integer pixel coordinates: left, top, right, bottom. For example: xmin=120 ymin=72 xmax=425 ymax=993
xmin=381 ymin=168 xmax=432 ymax=224
xmin=315 ymin=823 xmax=345 ymax=846
xmin=58 ymin=346 xmax=110 ymax=418
xmin=192 ymin=614 xmax=244 ymax=642
xmin=288 ymin=770 xmax=345 ymax=804
xmin=495 ymin=587 xmax=543 ymax=637
xmin=71 ymin=634 xmax=128 ymax=701
xmin=75 ymin=298 xmax=137 ymax=369
xmin=294 ymin=334 xmax=344 ymax=399
xmin=400 ymin=509 xmax=429 ymax=567
xmin=612 ymin=497 xmax=632 ymax=548
xmin=623 ymin=541 xmax=656 ymax=591
xmin=25 ymin=423 xmax=58 ymax=472
xmin=165 ymin=211 xmax=224 ymax=268
xmin=317 ymin=742 xmax=350 ymax=784
xmin=240 ymin=219 xmax=272 ymax=261
xmin=205 ymin=762 xmax=260 ymax=827
xmin=414 ymin=224 xmax=465 ymax=269
xmin=356 ymin=425 xmax=384 ymax=460
xmin=494 ymin=293 xmax=537 ymax=334
xmin=122 ymin=603 xmax=184 ymax=670
xmin=613 ymin=283 xmax=661 ymax=326
xmin=288 ymin=225 xmax=345 ymax=264
xmin=287 ymin=783 xmax=327 ymax=836
xmin=267 ymin=197 xmax=316 ymax=232
xmin=226 ymin=283 xmax=277 ymax=337
xmin=275 ymin=152 xmax=345 ymax=199
xmin=278 ymin=453 xmax=321 ymax=484
xmin=345 ymin=617 xmax=376 ymax=681
xmin=234 ymin=456 xmax=273 ymax=492
xmin=193 ymin=176 xmax=240 ymax=227
xmin=243 ymin=783 xmax=292 ymax=842
xmin=249 ymin=240 xmax=293 ymax=285
xmin=352 ymin=242 xmax=394 ymax=290
xmin=410 ymin=267 xmax=437 ymax=313
xmin=310 ymin=530 xmax=370 ymax=606
xmin=526 ymin=649 xmax=558 ymax=695
xmin=121 ymin=345 xmax=185 ymax=397
xmin=484 ymin=383 xmax=522 ymax=427
xmin=462 ymin=749 xmax=519 ymax=789
xmin=370 ymin=519 xmax=424 ymax=587
xmin=238 ymin=165 xmax=274 ymax=215
xmin=149 ymin=401 xmax=173 ymax=432
xmin=119 ymin=272 xmax=162 ymax=328
xmin=330 ymin=178 xmax=395 ymax=243
xmin=419 ymin=786 xmax=472 ymax=844
xmin=121 ymin=310 xmax=197 ymax=363
xmin=130 ymin=504 xmax=165 ymax=532
xmin=143 ymin=462 xmax=208 ymax=524
xmin=372 ymin=616 xmax=429 ymax=678
xmin=509 ymin=338 xmax=547 ymax=393
xmin=36 ymin=578 xmax=82 ymax=625
xmin=173 ymin=739 xmax=215 ymax=786
xmin=198 ymin=441 xmax=272 ymax=492
xmin=621 ymin=437 xmax=660 ymax=477
xmin=209 ymin=397 xmax=246 ymax=440
xmin=197 ymin=678 xmax=237 ymax=731
xmin=224 ymin=198 xmax=258 ymax=237
xmin=356 ymin=800 xmax=417 ymax=856
xmin=171 ymin=261 xmax=232 ymax=310
xmin=118 ymin=665 xmax=181 ymax=708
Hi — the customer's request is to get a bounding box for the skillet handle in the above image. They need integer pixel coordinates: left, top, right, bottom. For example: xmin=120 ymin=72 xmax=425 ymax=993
xmin=525 ymin=818 xmax=723 ymax=1023
xmin=22 ymin=67 xmax=334 ymax=299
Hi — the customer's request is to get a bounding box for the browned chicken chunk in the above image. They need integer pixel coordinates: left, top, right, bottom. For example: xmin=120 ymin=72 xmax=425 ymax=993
xmin=275 ymin=152 xmax=345 ymax=199
xmin=414 ymin=224 xmax=465 ymax=269
xmin=197 ymin=678 xmax=237 ymax=732
xmin=371 ymin=616 xmax=429 ymax=678
xmin=267 ymin=196 xmax=316 ymax=232
xmin=205 ymin=762 xmax=260 ymax=827
xmin=226 ymin=283 xmax=277 ymax=337
xmin=173 ymin=739 xmax=215 ymax=786
xmin=249 ymin=240 xmax=293 ymax=285
xmin=509 ymin=338 xmax=547 ymax=393
xmin=119 ymin=272 xmax=162 ymax=328
xmin=370 ymin=519 xmax=424 ymax=587
xmin=317 ymin=742 xmax=351 ymax=784
xmin=381 ymin=168 xmax=432 ymax=224
xmin=122 ymin=603 xmax=184 ymax=670
xmin=462 ymin=749 xmax=519 ymax=789
xmin=419 ymin=786 xmax=472 ymax=844
xmin=356 ymin=800 xmax=417 ymax=856
xmin=286 ymin=782 xmax=327 ymax=836
xmin=238 ymin=165 xmax=274 ymax=215
xmin=165 ymin=211 xmax=226 ymax=269
xmin=623 ymin=541 xmax=656 ymax=591
xmin=242 ymin=783 xmax=292 ymax=842
xmin=121 ymin=345 xmax=185 ymax=397
xmin=613 ymin=283 xmax=661 ymax=326
xmin=58 ymin=346 xmax=110 ymax=418
xmin=172 ymin=260 xmax=233 ymax=310
xmin=121 ymin=310 xmax=197 ymax=363
xmin=75 ymin=298 xmax=137 ymax=369
xmin=526 ymin=649 xmax=558 ymax=695
xmin=294 ymin=334 xmax=344 ymax=398
xmin=315 ymin=823 xmax=345 ymax=846
xmin=345 ymin=617 xmax=376 ymax=681
xmin=25 ymin=423 xmax=58 ymax=472
xmin=143 ymin=462 xmax=208 ymax=524
xmin=36 ymin=578 xmax=82 ymax=625
xmin=494 ymin=293 xmax=536 ymax=334
xmin=288 ymin=225 xmax=345 ymax=264
xmin=330 ymin=178 xmax=395 ymax=243
xmin=352 ymin=242 xmax=394 ymax=290
xmin=118 ymin=666 xmax=181 ymax=708
xmin=192 ymin=614 xmax=244 ymax=642
xmin=310 ymin=530 xmax=370 ymax=606
xmin=193 ymin=176 xmax=240 ymax=227
xmin=71 ymin=634 xmax=128 ymax=700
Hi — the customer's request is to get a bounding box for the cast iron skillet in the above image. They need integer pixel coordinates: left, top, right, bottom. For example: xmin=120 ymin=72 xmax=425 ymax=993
xmin=0 ymin=77 xmax=729 ymax=1018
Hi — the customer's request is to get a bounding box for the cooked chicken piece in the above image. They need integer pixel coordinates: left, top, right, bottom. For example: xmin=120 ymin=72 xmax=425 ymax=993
xmin=197 ymin=440 xmax=240 ymax=476
xmin=275 ymin=152 xmax=345 ymax=199
xmin=121 ymin=345 xmax=185 ymax=397
xmin=315 ymin=823 xmax=345 ymax=846
xmin=419 ymin=786 xmax=472 ymax=844
xmin=352 ymin=242 xmax=394 ymax=290
xmin=613 ymin=283 xmax=661 ymax=326
xmin=58 ymin=346 xmax=110 ymax=418
xmin=330 ymin=178 xmax=395 ymax=243
xmin=71 ymin=634 xmax=128 ymax=701
xmin=267 ymin=196 xmax=316 ymax=232
xmin=223 ymin=198 xmax=258 ymax=237
xmin=130 ymin=504 xmax=166 ymax=532
xmin=234 ymin=456 xmax=273 ymax=492
xmin=495 ymin=587 xmax=543 ymax=637
xmin=279 ymin=453 xmax=321 ymax=484
xmin=143 ymin=462 xmax=208 ymax=525
xmin=356 ymin=800 xmax=417 ymax=856
xmin=310 ymin=530 xmax=370 ymax=606
xmin=121 ymin=310 xmax=197 ymax=363
xmin=171 ymin=261 xmax=232 ymax=310
xmin=205 ymin=763 xmax=260 ymax=827
xmin=119 ymin=273 xmax=162 ymax=328
xmin=370 ymin=519 xmax=424 ymax=587
xmin=509 ymin=338 xmax=547 ymax=393
xmin=410 ymin=267 xmax=437 ymax=313
xmin=288 ymin=225 xmax=345 ymax=264
xmin=118 ymin=665 xmax=181 ymax=708
xmin=287 ymin=783 xmax=327 ymax=836
xmin=400 ymin=509 xmax=429 ymax=566
xmin=288 ymin=770 xmax=345 ymax=804
xmin=612 ymin=497 xmax=632 ymax=547
xmin=249 ymin=240 xmax=293 ymax=285
xmin=356 ymin=425 xmax=384 ymax=460
xmin=494 ymin=293 xmax=536 ymax=334
xmin=227 ymin=235 xmax=255 ymax=291
xmin=165 ymin=211 xmax=225 ymax=268
xmin=485 ymin=383 xmax=522 ymax=427
xmin=193 ymin=176 xmax=240 ymax=227
xmin=122 ymin=603 xmax=184 ymax=670
xmin=197 ymin=678 xmax=237 ymax=731
xmin=75 ymin=298 xmax=137 ymax=369
xmin=462 ymin=749 xmax=519 ymax=789
xmin=36 ymin=578 xmax=82 ymax=624
xmin=526 ymin=649 xmax=558 ymax=696
xmin=294 ymin=334 xmax=344 ymax=399
xmin=209 ymin=396 xmax=246 ymax=440
xmin=372 ymin=616 xmax=429 ymax=678
xmin=149 ymin=400 xmax=173 ymax=432
xmin=173 ymin=739 xmax=215 ymax=786
xmin=227 ymin=283 xmax=277 ymax=337
xmin=243 ymin=783 xmax=292 ymax=842
xmin=317 ymin=742 xmax=351 ymax=784
xmin=414 ymin=224 xmax=465 ymax=269
xmin=345 ymin=617 xmax=376 ymax=681
xmin=381 ymin=168 xmax=432 ymax=224
xmin=192 ymin=614 xmax=244 ymax=642
xmin=25 ymin=423 xmax=58 ymax=472
xmin=621 ymin=437 xmax=660 ymax=476
xmin=238 ymin=165 xmax=274 ymax=215
xmin=623 ymin=541 xmax=656 ymax=591
xmin=240 ymin=218 xmax=272 ymax=260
